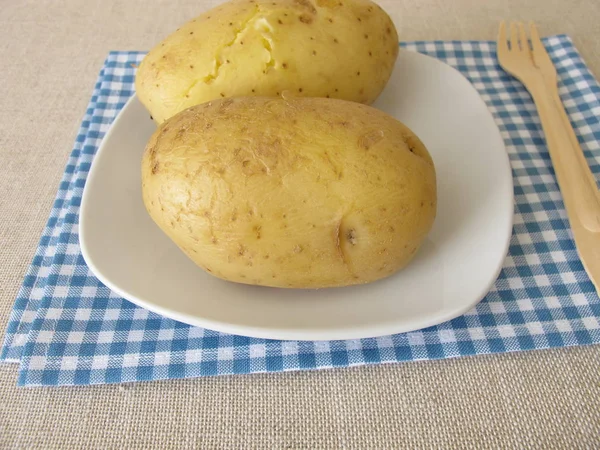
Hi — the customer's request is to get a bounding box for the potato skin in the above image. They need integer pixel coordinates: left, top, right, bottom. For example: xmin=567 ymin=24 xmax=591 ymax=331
xmin=135 ymin=0 xmax=399 ymax=123
xmin=141 ymin=97 xmax=436 ymax=288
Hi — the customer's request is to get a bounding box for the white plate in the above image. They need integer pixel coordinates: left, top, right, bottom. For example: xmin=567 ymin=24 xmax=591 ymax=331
xmin=80 ymin=50 xmax=513 ymax=341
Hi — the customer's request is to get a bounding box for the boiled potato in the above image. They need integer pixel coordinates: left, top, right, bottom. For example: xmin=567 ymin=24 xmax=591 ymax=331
xmin=141 ymin=97 xmax=436 ymax=289
xmin=135 ymin=0 xmax=399 ymax=123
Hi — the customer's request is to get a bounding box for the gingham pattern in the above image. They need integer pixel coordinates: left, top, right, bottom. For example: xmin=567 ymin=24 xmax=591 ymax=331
xmin=0 ymin=67 xmax=108 ymax=363
xmin=2 ymin=36 xmax=600 ymax=386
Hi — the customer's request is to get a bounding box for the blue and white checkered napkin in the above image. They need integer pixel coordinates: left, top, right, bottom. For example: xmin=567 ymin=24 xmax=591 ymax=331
xmin=2 ymin=35 xmax=600 ymax=386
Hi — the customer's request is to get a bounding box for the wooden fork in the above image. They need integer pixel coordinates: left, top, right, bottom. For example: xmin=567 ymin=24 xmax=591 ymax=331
xmin=497 ymin=21 xmax=600 ymax=295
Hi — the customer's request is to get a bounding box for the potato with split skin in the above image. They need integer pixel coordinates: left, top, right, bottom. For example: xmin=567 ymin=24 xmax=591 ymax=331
xmin=135 ymin=0 xmax=399 ymax=123
xmin=141 ymin=97 xmax=437 ymax=289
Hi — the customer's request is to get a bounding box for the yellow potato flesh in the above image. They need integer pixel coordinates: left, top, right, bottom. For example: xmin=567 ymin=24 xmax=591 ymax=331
xmin=135 ymin=0 xmax=399 ymax=123
xmin=141 ymin=97 xmax=437 ymax=289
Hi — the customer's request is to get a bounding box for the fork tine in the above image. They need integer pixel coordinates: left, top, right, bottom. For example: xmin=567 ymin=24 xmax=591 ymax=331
xmin=529 ymin=22 xmax=545 ymax=59
xmin=519 ymin=23 xmax=530 ymax=55
xmin=497 ymin=21 xmax=508 ymax=57
xmin=529 ymin=21 xmax=557 ymax=81
xmin=510 ymin=22 xmax=519 ymax=51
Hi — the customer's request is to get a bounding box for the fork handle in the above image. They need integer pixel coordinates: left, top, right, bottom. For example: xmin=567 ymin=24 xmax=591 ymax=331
xmin=550 ymin=89 xmax=600 ymax=201
xmin=530 ymin=85 xmax=600 ymax=232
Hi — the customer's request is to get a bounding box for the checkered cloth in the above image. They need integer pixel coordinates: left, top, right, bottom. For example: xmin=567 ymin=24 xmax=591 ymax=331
xmin=2 ymin=35 xmax=600 ymax=386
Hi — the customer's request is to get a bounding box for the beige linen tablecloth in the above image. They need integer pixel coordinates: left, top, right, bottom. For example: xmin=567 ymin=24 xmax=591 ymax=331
xmin=1 ymin=0 xmax=599 ymax=448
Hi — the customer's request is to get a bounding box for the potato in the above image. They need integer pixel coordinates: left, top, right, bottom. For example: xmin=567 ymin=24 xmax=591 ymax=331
xmin=135 ymin=0 xmax=399 ymax=123
xmin=142 ymin=97 xmax=436 ymax=288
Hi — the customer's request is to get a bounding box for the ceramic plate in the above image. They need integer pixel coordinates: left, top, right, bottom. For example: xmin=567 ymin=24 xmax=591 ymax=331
xmin=80 ymin=50 xmax=513 ymax=341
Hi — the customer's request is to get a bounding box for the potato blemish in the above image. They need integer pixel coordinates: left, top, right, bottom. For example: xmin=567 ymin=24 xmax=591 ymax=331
xmin=346 ymin=229 xmax=357 ymax=245
xmin=294 ymin=0 xmax=317 ymax=14
xmin=358 ymin=130 xmax=384 ymax=150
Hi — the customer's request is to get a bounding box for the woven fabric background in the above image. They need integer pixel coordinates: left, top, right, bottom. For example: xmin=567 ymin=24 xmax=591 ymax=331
xmin=2 ymin=35 xmax=600 ymax=387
